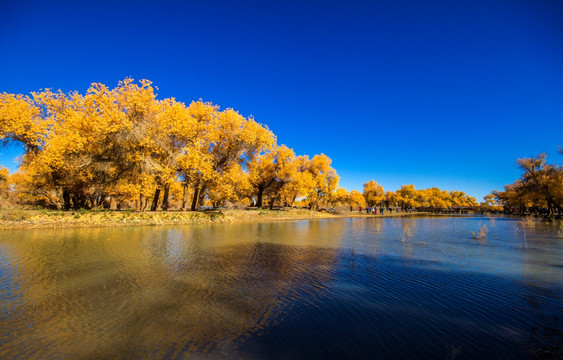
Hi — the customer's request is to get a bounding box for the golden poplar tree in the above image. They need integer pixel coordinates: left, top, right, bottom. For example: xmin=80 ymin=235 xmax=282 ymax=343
xmin=304 ymin=154 xmax=339 ymax=210
xmin=248 ymin=144 xmax=296 ymax=208
xmin=363 ymin=180 xmax=385 ymax=207
xmin=493 ymin=152 xmax=563 ymax=215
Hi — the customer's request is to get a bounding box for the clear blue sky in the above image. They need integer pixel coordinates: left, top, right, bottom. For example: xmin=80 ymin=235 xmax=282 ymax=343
xmin=1 ymin=0 xmax=562 ymax=201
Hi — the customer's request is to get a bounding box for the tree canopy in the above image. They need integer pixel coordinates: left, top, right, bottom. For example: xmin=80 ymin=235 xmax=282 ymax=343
xmin=0 ymin=79 xmax=342 ymax=210
xmin=490 ymin=152 xmax=563 ymax=216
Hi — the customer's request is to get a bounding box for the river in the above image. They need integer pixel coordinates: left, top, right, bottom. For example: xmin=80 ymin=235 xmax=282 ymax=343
xmin=1 ymin=216 xmax=562 ymax=359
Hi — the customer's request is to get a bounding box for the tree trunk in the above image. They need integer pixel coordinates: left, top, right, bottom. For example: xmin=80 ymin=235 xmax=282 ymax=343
xmin=162 ymin=184 xmax=170 ymax=211
xmin=109 ymin=197 xmax=117 ymax=210
xmin=256 ymin=186 xmax=265 ymax=208
xmin=140 ymin=193 xmax=147 ymax=212
xmin=310 ymin=201 xmax=318 ymax=211
xmin=72 ymin=195 xmax=87 ymax=210
xmin=62 ymin=189 xmax=71 ymax=210
xmin=547 ymin=200 xmax=555 ymax=216
xmin=197 ymin=186 xmax=206 ymax=209
xmin=181 ymin=184 xmax=189 ymax=210
xmin=151 ymin=188 xmax=161 ymax=211
xmin=191 ymin=186 xmax=200 ymax=211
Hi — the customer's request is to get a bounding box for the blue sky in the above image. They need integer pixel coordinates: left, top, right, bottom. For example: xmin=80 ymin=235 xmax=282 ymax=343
xmin=1 ymin=0 xmax=562 ymax=201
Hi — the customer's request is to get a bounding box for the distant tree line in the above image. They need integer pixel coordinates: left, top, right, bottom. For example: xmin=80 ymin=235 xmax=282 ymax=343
xmin=360 ymin=181 xmax=477 ymax=211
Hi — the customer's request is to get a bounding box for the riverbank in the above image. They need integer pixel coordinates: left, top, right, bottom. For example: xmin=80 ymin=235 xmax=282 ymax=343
xmin=0 ymin=208 xmax=441 ymax=230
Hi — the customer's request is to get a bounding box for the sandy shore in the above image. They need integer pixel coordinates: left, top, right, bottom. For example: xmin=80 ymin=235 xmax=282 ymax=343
xmin=0 ymin=208 xmax=435 ymax=230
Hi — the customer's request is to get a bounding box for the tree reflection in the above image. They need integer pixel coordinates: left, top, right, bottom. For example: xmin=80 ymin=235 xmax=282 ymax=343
xmin=0 ymin=222 xmax=344 ymax=359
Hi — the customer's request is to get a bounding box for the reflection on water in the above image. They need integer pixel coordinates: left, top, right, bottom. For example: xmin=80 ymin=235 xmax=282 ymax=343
xmin=0 ymin=217 xmax=562 ymax=359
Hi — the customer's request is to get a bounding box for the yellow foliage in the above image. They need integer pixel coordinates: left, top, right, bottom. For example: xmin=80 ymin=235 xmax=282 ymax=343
xmin=348 ymin=190 xmax=366 ymax=207
xmin=363 ymin=180 xmax=385 ymax=207
xmin=0 ymin=167 xmax=10 ymax=206
xmin=332 ymin=187 xmax=349 ymax=206
xmin=304 ymin=154 xmax=339 ymax=210
xmin=493 ymin=152 xmax=563 ymax=215
xmin=0 ymin=93 xmax=50 ymax=150
xmin=4 ymin=78 xmax=490 ymax=214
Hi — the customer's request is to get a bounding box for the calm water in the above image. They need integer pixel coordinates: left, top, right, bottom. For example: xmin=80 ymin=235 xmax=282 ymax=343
xmin=1 ymin=216 xmax=562 ymax=359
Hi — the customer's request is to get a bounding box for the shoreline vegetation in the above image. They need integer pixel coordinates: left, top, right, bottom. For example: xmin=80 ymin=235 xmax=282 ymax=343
xmin=1 ymin=80 xmax=478 ymax=216
xmin=0 ymin=208 xmax=461 ymax=230
xmin=1 ymin=79 xmax=561 ymax=218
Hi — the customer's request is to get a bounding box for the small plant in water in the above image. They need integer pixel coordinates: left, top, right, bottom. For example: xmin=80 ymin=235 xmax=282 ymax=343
xmin=472 ymin=221 xmax=488 ymax=239
xmin=513 ymin=216 xmax=536 ymax=249
xmin=489 ymin=216 xmax=496 ymax=226
xmin=401 ymin=223 xmax=412 ymax=242
xmin=445 ymin=344 xmax=462 ymax=360
xmin=523 ymin=215 xmax=538 ymax=228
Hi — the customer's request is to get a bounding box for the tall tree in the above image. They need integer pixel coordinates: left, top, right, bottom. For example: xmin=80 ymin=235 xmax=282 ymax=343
xmin=305 ymin=154 xmax=339 ymax=210
xmin=363 ymin=180 xmax=385 ymax=207
xmin=187 ymin=106 xmax=275 ymax=210
xmin=248 ymin=145 xmax=296 ymax=208
xmin=492 ymin=152 xmax=563 ymax=216
xmin=396 ymin=184 xmax=419 ymax=209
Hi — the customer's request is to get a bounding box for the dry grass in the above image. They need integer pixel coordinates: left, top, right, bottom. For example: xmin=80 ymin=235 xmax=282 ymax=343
xmin=401 ymin=223 xmax=413 ymax=242
xmin=512 ymin=215 xmax=539 ymax=249
xmin=472 ymin=221 xmax=488 ymax=239
xmin=0 ymin=208 xmax=429 ymax=230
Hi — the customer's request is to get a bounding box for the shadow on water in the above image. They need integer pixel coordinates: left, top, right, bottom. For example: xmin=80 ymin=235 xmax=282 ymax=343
xmin=230 ymin=251 xmax=563 ymax=360
xmin=0 ymin=218 xmax=562 ymax=359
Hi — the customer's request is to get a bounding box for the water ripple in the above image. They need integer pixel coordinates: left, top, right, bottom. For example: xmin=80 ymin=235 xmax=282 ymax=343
xmin=0 ymin=218 xmax=562 ymax=359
